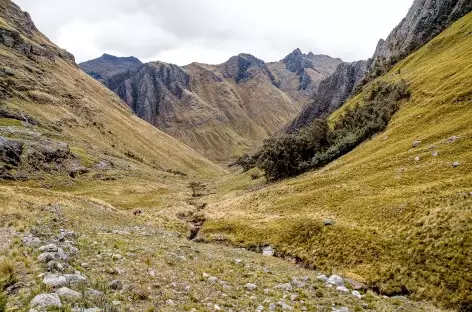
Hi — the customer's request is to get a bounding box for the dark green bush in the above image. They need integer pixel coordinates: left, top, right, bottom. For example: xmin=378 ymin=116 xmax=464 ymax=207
xmin=245 ymin=80 xmax=410 ymax=181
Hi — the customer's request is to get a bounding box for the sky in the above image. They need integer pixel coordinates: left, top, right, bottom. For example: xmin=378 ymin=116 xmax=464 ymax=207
xmin=15 ymin=0 xmax=414 ymax=66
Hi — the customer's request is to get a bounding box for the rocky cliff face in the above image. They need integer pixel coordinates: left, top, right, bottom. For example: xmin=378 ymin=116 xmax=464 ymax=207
xmin=268 ymin=49 xmax=342 ymax=105
xmin=79 ymin=54 xmax=142 ymax=82
xmin=288 ymin=60 xmax=368 ymax=132
xmin=366 ymin=0 xmax=472 ymax=81
xmin=113 ymin=62 xmax=191 ymax=127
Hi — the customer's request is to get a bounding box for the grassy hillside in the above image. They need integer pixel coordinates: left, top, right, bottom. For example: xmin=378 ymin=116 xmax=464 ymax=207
xmin=0 ymin=0 xmax=226 ymax=235
xmin=203 ymin=13 xmax=472 ymax=309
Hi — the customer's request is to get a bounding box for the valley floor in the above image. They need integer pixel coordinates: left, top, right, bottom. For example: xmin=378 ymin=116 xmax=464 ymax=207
xmin=0 ymin=182 xmax=442 ymax=312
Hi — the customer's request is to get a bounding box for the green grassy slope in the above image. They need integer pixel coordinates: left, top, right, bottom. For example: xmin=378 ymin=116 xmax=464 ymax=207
xmin=203 ymin=13 xmax=472 ymax=309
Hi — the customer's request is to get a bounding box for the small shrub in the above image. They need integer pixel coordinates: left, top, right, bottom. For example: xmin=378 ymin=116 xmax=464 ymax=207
xmin=188 ymin=181 xmax=206 ymax=197
xmin=0 ymin=258 xmax=16 ymax=290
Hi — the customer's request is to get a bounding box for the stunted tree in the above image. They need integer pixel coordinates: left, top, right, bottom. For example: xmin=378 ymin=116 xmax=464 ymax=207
xmin=188 ymin=181 xmax=206 ymax=197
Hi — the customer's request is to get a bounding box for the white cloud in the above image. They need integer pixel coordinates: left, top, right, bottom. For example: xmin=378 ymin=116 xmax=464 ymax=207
xmin=14 ymin=0 xmax=413 ymax=65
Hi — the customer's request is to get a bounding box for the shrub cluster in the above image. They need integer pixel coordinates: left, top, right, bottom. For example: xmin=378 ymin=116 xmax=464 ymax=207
xmin=240 ymin=80 xmax=410 ymax=180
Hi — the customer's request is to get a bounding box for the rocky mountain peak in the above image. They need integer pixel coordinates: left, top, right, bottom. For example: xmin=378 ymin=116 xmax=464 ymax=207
xmin=222 ymin=53 xmax=279 ymax=86
xmin=282 ymin=49 xmax=314 ymax=74
xmin=79 ymin=53 xmax=142 ymax=81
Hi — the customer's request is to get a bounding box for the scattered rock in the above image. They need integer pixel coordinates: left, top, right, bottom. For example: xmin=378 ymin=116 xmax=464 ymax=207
xmin=43 ymin=274 xmax=68 ymax=288
xmin=453 ymin=161 xmax=460 ymax=168
xmin=166 ymin=299 xmax=176 ymax=306
xmin=30 ymin=293 xmax=62 ymax=309
xmin=256 ymin=305 xmax=264 ymax=312
xmin=245 ymin=283 xmax=257 ymax=291
xmin=316 ymin=274 xmax=328 ymax=282
xmin=327 ymin=275 xmax=344 ymax=287
xmin=414 ymin=156 xmax=420 ymax=161
xmin=64 ymin=273 xmax=87 ymax=286
xmin=352 ymin=290 xmax=362 ymax=299
xmin=344 ymin=278 xmax=368 ymax=291
xmin=22 ymin=235 xmax=41 ymax=247
xmin=38 ymin=252 xmax=59 ymax=263
xmin=412 ymin=140 xmax=421 ymax=148
xmin=332 ymin=308 xmax=349 ymax=312
xmin=108 ymin=279 xmax=123 ymax=290
xmin=262 ymin=246 xmax=275 ymax=257
xmin=324 ymin=219 xmax=335 ymax=226
xmin=39 ymin=244 xmax=58 ymax=252
xmin=56 ymin=287 xmax=81 ymax=300
xmin=46 ymin=260 xmax=64 ymax=272
xmin=208 ymin=276 xmax=218 ymax=283
xmin=86 ymin=288 xmax=103 ymax=297
xmin=447 ymin=136 xmax=459 ymax=143
xmin=291 ymin=278 xmax=306 ymax=288
xmin=336 ymin=286 xmax=349 ymax=293
xmin=432 ymin=151 xmax=438 ymax=157
xmin=269 ymin=303 xmax=276 ymax=311
xmin=278 ymin=301 xmax=293 ymax=311
xmin=274 ymin=283 xmax=292 ymax=292
xmin=112 ymin=300 xmax=122 ymax=306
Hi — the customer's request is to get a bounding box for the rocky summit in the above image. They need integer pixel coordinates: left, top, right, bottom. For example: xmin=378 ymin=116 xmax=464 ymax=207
xmin=1 ymin=0 xmax=472 ymax=311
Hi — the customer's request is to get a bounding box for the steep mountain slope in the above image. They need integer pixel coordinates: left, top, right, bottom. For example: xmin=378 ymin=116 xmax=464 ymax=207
xmin=80 ymin=51 xmax=340 ymax=162
xmin=288 ymin=0 xmax=472 ymax=133
xmin=203 ymin=12 xmax=472 ymax=309
xmin=288 ymin=60 xmax=368 ymax=132
xmin=79 ymin=53 xmax=142 ymax=83
xmin=0 ymin=0 xmax=223 ymax=182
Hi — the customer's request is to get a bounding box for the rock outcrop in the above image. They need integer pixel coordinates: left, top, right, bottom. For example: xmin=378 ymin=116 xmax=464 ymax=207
xmin=288 ymin=60 xmax=368 ymax=132
xmin=365 ymin=0 xmax=472 ymax=81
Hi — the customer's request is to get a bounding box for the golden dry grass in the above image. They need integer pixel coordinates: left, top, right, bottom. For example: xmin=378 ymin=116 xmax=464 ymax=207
xmin=203 ymin=13 xmax=472 ymax=309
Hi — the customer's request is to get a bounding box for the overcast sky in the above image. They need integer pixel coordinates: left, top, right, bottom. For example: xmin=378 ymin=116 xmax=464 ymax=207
xmin=15 ymin=0 xmax=413 ymax=65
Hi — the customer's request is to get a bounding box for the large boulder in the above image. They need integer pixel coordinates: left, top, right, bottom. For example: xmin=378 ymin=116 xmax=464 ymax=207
xmin=30 ymin=293 xmax=62 ymax=309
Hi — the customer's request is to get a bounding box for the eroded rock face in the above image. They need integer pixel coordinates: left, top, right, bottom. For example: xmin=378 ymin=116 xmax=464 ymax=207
xmin=288 ymin=60 xmax=368 ymax=132
xmin=367 ymin=0 xmax=472 ymax=80
xmin=113 ymin=62 xmax=191 ymax=124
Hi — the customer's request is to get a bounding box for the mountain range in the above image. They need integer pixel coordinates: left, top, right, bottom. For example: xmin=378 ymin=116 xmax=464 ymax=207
xmin=1 ymin=0 xmax=471 ymax=311
xmin=79 ymin=50 xmax=342 ymax=161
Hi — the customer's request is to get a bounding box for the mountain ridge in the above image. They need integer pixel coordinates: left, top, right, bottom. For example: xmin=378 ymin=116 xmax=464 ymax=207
xmin=80 ymin=49 xmax=341 ymax=161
